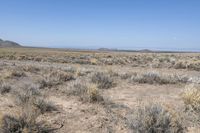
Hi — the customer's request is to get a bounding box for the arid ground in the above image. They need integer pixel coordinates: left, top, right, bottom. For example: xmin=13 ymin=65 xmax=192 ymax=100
xmin=1 ymin=47 xmax=200 ymax=133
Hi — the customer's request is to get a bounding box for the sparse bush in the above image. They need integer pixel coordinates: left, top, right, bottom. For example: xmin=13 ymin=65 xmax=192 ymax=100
xmin=91 ymin=72 xmax=114 ymax=89
xmin=0 ymin=84 xmax=55 ymax=132
xmin=173 ymin=60 xmax=200 ymax=71
xmin=120 ymin=72 xmax=134 ymax=80
xmin=131 ymin=72 xmax=189 ymax=85
xmin=38 ymin=77 xmax=55 ymax=88
xmin=86 ymin=84 xmax=102 ymax=102
xmin=15 ymin=85 xmax=41 ymax=106
xmin=187 ymin=61 xmax=200 ymax=71
xmin=131 ymin=72 xmax=167 ymax=84
xmin=107 ymin=69 xmax=119 ymax=77
xmin=50 ymin=70 xmax=74 ymax=82
xmin=128 ymin=102 xmax=186 ymax=133
xmin=9 ymin=70 xmax=26 ymax=78
xmin=1 ymin=111 xmax=49 ymax=133
xmin=3 ymin=69 xmax=26 ymax=79
xmin=68 ymin=81 xmax=87 ymax=96
xmin=22 ymin=65 xmax=40 ymax=73
xmin=134 ymin=72 xmax=161 ymax=84
xmin=64 ymin=66 xmax=77 ymax=73
xmin=174 ymin=61 xmax=188 ymax=69
xmin=0 ymin=83 xmax=12 ymax=95
xmin=15 ymin=85 xmax=56 ymax=114
xmin=34 ymin=99 xmax=57 ymax=114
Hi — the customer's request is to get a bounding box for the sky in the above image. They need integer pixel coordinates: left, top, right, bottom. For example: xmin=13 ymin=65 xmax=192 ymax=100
xmin=0 ymin=0 xmax=200 ymax=50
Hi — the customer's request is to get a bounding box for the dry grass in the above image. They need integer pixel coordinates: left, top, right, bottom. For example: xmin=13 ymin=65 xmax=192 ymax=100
xmin=181 ymin=85 xmax=200 ymax=112
xmin=67 ymin=80 xmax=104 ymax=103
xmin=128 ymin=102 xmax=186 ymax=133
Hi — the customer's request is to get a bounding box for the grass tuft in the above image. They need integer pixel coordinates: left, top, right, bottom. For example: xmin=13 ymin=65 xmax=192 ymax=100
xmin=181 ymin=85 xmax=200 ymax=112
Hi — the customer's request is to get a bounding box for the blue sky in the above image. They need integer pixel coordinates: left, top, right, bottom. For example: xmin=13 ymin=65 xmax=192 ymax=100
xmin=0 ymin=0 xmax=200 ymax=50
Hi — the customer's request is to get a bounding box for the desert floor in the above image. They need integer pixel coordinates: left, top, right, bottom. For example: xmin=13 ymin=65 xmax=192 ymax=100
xmin=1 ymin=47 xmax=200 ymax=132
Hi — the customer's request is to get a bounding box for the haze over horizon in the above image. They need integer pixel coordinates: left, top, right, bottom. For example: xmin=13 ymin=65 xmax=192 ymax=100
xmin=0 ymin=0 xmax=200 ymax=51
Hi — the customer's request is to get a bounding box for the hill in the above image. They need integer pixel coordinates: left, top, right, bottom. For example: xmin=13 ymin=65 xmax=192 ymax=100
xmin=0 ymin=39 xmax=21 ymax=47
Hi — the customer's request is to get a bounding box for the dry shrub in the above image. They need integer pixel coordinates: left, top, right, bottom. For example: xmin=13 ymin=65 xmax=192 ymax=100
xmin=0 ymin=82 xmax=12 ymax=95
xmin=39 ymin=70 xmax=74 ymax=88
xmin=35 ymin=100 xmax=57 ymax=114
xmin=90 ymin=58 xmax=98 ymax=65
xmin=0 ymin=85 xmax=56 ymax=132
xmin=49 ymin=70 xmax=74 ymax=82
xmin=63 ymin=66 xmax=77 ymax=73
xmin=187 ymin=61 xmax=200 ymax=71
xmin=67 ymin=80 xmax=104 ymax=103
xmin=0 ymin=108 xmax=49 ymax=133
xmin=131 ymin=72 xmax=166 ymax=84
xmin=4 ymin=69 xmax=26 ymax=79
xmin=119 ymin=72 xmax=134 ymax=80
xmin=128 ymin=102 xmax=186 ymax=133
xmin=174 ymin=61 xmax=188 ymax=69
xmin=181 ymin=85 xmax=200 ymax=112
xmin=16 ymin=85 xmax=57 ymax=114
xmin=91 ymin=72 xmax=114 ymax=89
xmin=86 ymin=84 xmax=102 ymax=102
xmin=22 ymin=65 xmax=40 ymax=73
xmin=10 ymin=70 xmax=26 ymax=78
xmin=175 ymin=60 xmax=200 ymax=71
xmin=107 ymin=69 xmax=119 ymax=77
xmin=132 ymin=71 xmax=176 ymax=84
xmin=131 ymin=72 xmax=189 ymax=85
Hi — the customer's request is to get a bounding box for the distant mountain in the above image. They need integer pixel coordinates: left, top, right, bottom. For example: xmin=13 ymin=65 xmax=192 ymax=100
xmin=98 ymin=48 xmax=119 ymax=51
xmin=0 ymin=39 xmax=21 ymax=47
xmin=139 ymin=49 xmax=153 ymax=53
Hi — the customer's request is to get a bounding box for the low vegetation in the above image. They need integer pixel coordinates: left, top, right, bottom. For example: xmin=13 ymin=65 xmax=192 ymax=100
xmin=1 ymin=111 xmax=48 ymax=133
xmin=0 ymin=85 xmax=56 ymax=132
xmin=0 ymin=82 xmax=12 ymax=95
xmin=3 ymin=69 xmax=26 ymax=79
xmin=128 ymin=102 xmax=186 ymax=133
xmin=91 ymin=72 xmax=114 ymax=89
xmin=1 ymin=48 xmax=200 ymax=71
xmin=67 ymin=80 xmax=104 ymax=103
xmin=16 ymin=85 xmax=56 ymax=114
xmin=131 ymin=71 xmax=190 ymax=85
xmin=181 ymin=85 xmax=200 ymax=112
xmin=1 ymin=48 xmax=200 ymax=132
xmin=39 ymin=69 xmax=75 ymax=88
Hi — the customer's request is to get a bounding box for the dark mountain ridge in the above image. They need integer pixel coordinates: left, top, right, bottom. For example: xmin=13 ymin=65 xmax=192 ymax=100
xmin=0 ymin=39 xmax=21 ymax=47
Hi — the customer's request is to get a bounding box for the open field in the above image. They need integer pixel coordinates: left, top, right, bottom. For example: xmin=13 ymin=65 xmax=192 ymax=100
xmin=1 ymin=47 xmax=200 ymax=132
